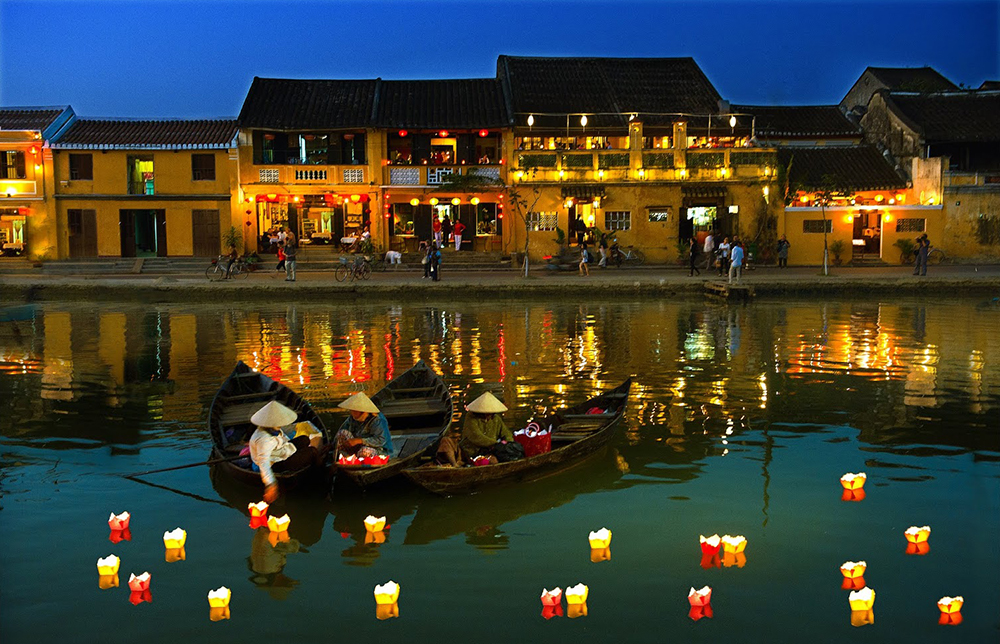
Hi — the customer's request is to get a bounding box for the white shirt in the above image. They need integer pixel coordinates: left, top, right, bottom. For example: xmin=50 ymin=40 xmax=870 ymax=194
xmin=249 ymin=427 xmax=297 ymax=487
xmin=703 ymin=234 xmax=715 ymax=253
xmin=719 ymin=242 xmax=731 ymax=258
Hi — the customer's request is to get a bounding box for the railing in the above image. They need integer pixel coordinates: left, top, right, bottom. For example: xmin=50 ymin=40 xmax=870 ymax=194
xmin=944 ymin=171 xmax=1000 ymax=187
xmin=252 ymin=165 xmax=365 ymax=185
xmin=294 ymin=169 xmax=327 ymax=181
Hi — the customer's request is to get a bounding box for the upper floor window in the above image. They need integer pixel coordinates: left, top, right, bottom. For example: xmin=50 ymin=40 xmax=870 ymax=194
xmin=387 ymin=132 xmax=500 ymax=165
xmin=192 ymin=154 xmax=216 ymax=181
xmin=253 ymin=131 xmax=366 ymax=165
xmin=69 ymin=154 xmax=94 ymax=180
xmin=127 ymin=155 xmax=154 ymax=195
xmin=515 ymin=135 xmax=628 ymax=151
xmin=0 ymin=151 xmax=26 ymax=180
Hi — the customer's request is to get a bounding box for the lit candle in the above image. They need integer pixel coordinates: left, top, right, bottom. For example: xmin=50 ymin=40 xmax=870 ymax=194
xmin=374 ymin=581 xmax=400 ymax=605
xmin=207 ymin=587 xmax=232 ymax=608
xmin=565 ymin=584 xmax=589 ymax=605
xmin=588 ymin=528 xmax=612 ymax=549
xmin=848 ymin=587 xmax=876 ymax=611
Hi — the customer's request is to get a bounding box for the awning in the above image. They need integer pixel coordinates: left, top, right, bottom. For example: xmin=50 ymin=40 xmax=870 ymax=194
xmin=682 ymin=185 xmax=728 ymax=198
xmin=561 ymin=185 xmax=607 ymax=200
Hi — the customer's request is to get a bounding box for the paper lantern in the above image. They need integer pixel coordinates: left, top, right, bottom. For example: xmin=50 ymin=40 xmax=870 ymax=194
xmin=472 ymin=455 xmax=491 ymax=466
xmin=429 ymin=198 xmax=439 ymax=206
xmin=590 ymin=547 xmax=611 ymax=563
xmin=565 ymin=584 xmax=589 ymax=605
xmin=840 ymin=561 xmax=867 ymax=579
xmin=365 ymin=515 xmax=387 ymax=533
xmin=840 ymin=472 xmax=866 ymax=490
xmin=350 ymin=194 xmax=361 ymax=203
xmin=97 ymin=555 xmax=120 ymax=576
xmin=700 ymin=552 xmax=721 ymax=569
xmin=451 ymin=197 xmax=461 ymax=206
xmin=904 ymin=526 xmax=931 ymax=544
xmin=398 ymin=130 xmax=408 ymax=137
xmin=438 ymin=130 xmax=449 ymax=138
xmin=567 ymin=603 xmax=588 ymax=619
xmin=937 ymin=596 xmax=963 ymax=614
xmin=906 ymin=542 xmax=931 ymax=556
xmin=688 ymin=586 xmax=712 ymax=607
xmin=689 ymin=604 xmax=714 ymax=621
xmin=374 ymin=581 xmax=400 ymax=605
xmin=471 ymin=197 xmax=480 ymax=205
xmin=841 ymin=488 xmax=866 ymax=502
xmin=841 ymin=576 xmax=866 ymax=591
xmin=209 ymin=606 xmax=231 ymax=622
xmin=588 ymin=528 xmax=612 ymax=549
xmin=268 ymin=514 xmax=291 ymax=533
xmin=479 ymin=130 xmax=489 ymax=138
xmin=848 ymin=587 xmax=875 ymax=611
xmin=129 ymin=590 xmax=152 ymax=606
xmin=163 ymin=528 xmax=187 ymax=549
xmin=541 ymin=604 xmax=563 ymax=620
xmin=109 ymin=528 xmax=131 ymax=544
xmin=850 ymin=609 xmax=875 ymax=627
xmin=409 ymin=198 xmax=420 ymax=206
xmin=207 ymin=587 xmax=232 ymax=608
xmin=721 ymin=534 xmax=746 ymax=554
xmin=338 ymin=454 xmax=359 ymax=465
xmin=109 ymin=511 xmax=131 ymax=531
xmin=98 ymin=574 xmax=119 ymax=590
xmin=699 ymin=534 xmax=721 ymax=555
xmin=540 ymin=587 xmax=562 ymax=607
xmin=267 ymin=531 xmax=290 ymax=547
xmin=376 ymin=603 xmax=399 ymax=620
xmin=248 ymin=501 xmax=269 ymax=518
xmin=722 ymin=552 xmax=747 ymax=569
xmin=165 ymin=547 xmax=186 ymax=563
xmin=128 ymin=572 xmax=151 ymax=592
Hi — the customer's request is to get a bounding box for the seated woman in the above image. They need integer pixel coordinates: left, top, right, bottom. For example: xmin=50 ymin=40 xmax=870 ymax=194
xmin=249 ymin=401 xmax=329 ymax=502
xmin=438 ymin=392 xmax=514 ymax=465
xmin=335 ymin=392 xmax=393 ymax=459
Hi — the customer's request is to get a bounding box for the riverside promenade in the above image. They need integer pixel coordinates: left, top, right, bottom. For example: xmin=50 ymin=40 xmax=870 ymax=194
xmin=2 ymin=264 xmax=999 ymax=303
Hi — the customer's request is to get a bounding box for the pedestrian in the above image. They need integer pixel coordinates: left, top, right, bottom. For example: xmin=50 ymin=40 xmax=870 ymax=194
xmin=453 ymin=220 xmax=466 ymax=251
xmin=283 ymin=229 xmax=297 ymax=282
xmin=432 ymin=217 xmax=442 ymax=247
xmin=441 ymin=215 xmax=453 ymax=245
xmin=574 ymin=214 xmax=587 ymax=246
xmin=776 ymin=235 xmax=790 ymax=268
xmin=598 ymin=232 xmax=609 ymax=267
xmin=913 ymin=234 xmax=929 ymax=276
xmin=275 ymin=242 xmax=285 ymax=271
xmin=717 ymin=237 xmax=731 ymax=276
xmin=579 ymin=242 xmax=590 ymax=276
xmin=422 ymin=241 xmax=433 ymax=278
xmin=702 ymin=231 xmax=715 ymax=270
xmin=688 ymin=237 xmax=700 ymax=276
xmin=729 ymin=242 xmax=744 ymax=285
xmin=429 ymin=242 xmax=442 ymax=281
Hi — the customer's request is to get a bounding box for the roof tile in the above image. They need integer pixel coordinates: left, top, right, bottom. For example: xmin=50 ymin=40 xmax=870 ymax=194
xmin=887 ymin=91 xmax=1000 ymax=143
xmin=53 ymin=119 xmax=238 ymax=148
xmin=732 ymin=105 xmax=859 ymax=138
xmin=779 ymin=145 xmax=906 ymax=191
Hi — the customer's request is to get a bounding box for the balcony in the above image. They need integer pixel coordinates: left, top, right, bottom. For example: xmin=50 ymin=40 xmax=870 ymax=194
xmin=0 ymin=179 xmax=38 ymax=198
xmin=384 ymin=164 xmax=503 ymax=187
xmin=253 ymin=165 xmax=366 ymax=185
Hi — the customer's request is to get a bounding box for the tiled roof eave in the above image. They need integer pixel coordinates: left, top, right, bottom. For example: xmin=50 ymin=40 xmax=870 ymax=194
xmin=52 ymin=142 xmax=236 ymax=150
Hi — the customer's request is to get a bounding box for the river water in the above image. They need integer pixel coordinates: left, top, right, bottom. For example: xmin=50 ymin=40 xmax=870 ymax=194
xmin=1 ymin=297 xmax=998 ymax=642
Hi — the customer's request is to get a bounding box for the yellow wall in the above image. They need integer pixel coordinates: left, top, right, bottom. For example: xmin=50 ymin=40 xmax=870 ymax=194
xmin=0 ymin=132 xmax=57 ymax=260
xmin=782 ymin=209 xmax=854 ymax=265
xmin=54 ymin=149 xmax=231 ymax=196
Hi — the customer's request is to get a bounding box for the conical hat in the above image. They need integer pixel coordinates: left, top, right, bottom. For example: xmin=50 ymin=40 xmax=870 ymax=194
xmin=338 ymin=392 xmax=380 ymax=414
xmin=466 ymin=392 xmax=508 ymax=414
xmin=250 ymin=401 xmax=298 ymax=428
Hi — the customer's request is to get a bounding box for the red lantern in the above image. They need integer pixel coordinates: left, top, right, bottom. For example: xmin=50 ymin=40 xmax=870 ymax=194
xmin=360 ymin=194 xmax=370 ymax=203
xmin=438 ymin=130 xmax=449 ymax=138
xmin=343 ymin=133 xmax=355 ymax=141
xmin=479 ymin=130 xmax=489 ymax=138
xmin=398 ymin=130 xmax=408 ymax=137
xmin=263 ymin=134 xmax=276 ymax=140
xmin=30 ymin=146 xmax=38 ymax=155
xmin=18 ymin=207 xmax=29 ymax=216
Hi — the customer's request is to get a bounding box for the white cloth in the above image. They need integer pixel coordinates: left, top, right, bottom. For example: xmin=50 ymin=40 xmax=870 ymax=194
xmin=719 ymin=242 xmax=731 ymax=258
xmin=249 ymin=427 xmax=297 ymax=487
xmin=703 ymin=234 xmax=715 ymax=254
xmin=454 ymin=234 xmax=462 ymax=251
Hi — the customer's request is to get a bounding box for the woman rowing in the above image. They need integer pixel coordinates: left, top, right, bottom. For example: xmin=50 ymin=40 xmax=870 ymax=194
xmin=249 ymin=401 xmax=328 ymax=502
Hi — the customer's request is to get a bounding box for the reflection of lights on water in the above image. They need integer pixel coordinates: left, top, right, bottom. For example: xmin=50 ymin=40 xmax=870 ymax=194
xmin=497 ymin=324 xmax=506 ymax=381
xmin=758 ymin=373 xmax=767 ymax=409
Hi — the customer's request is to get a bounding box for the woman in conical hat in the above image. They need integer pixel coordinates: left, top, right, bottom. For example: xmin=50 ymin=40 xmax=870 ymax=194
xmin=249 ymin=401 xmax=328 ymax=502
xmin=448 ymin=392 xmax=517 ymax=465
xmin=335 ymin=392 xmax=394 ymax=460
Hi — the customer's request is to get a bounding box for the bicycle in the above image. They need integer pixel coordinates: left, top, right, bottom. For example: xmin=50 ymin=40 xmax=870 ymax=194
xmin=335 ymin=257 xmax=371 ymax=282
xmin=364 ymin=253 xmax=387 ymax=272
xmin=205 ymin=256 xmax=249 ymax=281
xmin=608 ymin=241 xmax=645 ymax=267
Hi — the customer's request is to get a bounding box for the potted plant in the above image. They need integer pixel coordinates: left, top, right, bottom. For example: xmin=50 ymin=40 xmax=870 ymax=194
xmin=244 ymin=252 xmax=260 ymax=271
xmin=894 ymin=238 xmax=916 ymax=265
xmin=676 ymin=239 xmax=689 ymax=266
xmin=829 ymin=239 xmax=846 ymax=266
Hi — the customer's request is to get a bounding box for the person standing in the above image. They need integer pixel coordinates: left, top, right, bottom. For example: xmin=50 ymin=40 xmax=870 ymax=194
xmin=913 ymin=235 xmax=929 ymax=276
xmin=729 ymin=242 xmax=745 ymax=285
xmin=579 ymin=242 xmax=590 ymax=276
xmin=702 ymin=231 xmax=715 ymax=270
xmin=429 ymin=242 xmax=442 ymax=281
xmin=453 ymin=220 xmax=466 ymax=251
xmin=776 ymin=235 xmax=790 ymax=268
xmin=283 ymin=229 xmax=297 ymax=282
xmin=688 ymin=237 xmax=701 ymax=276
xmin=432 ymin=217 xmax=442 ymax=247
xmin=574 ymin=214 xmax=587 ymax=246
xmin=717 ymin=237 xmax=731 ymax=276
xmin=422 ymin=241 xmax=433 ymax=279
xmin=441 ymin=215 xmax=453 ymax=246
xmin=598 ymin=232 xmax=609 ymax=267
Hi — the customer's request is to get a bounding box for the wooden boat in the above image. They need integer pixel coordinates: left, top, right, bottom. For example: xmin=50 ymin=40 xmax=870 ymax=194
xmin=335 ymin=360 xmax=454 ymax=489
xmin=402 ymin=378 xmax=631 ymax=496
xmin=208 ymin=361 xmax=331 ymax=488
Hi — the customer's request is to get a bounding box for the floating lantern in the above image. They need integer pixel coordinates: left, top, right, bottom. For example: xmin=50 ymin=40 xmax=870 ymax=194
xmin=365 ymin=515 xmax=387 ymax=533
xmin=163 ymin=528 xmax=187 ymax=549
xmin=98 ymin=574 xmax=119 ymax=590
xmin=109 ymin=528 xmax=132 ymax=544
xmin=374 ymin=581 xmax=400 ymax=605
xmin=207 ymin=587 xmax=231 ymax=608
xmin=700 ymin=552 xmax=721 ymax=569
xmin=722 ymin=551 xmax=747 ymax=569
xmin=209 ymin=606 xmax=231 ymax=622
xmin=840 ymin=472 xmax=866 ymax=490
xmin=590 ymin=547 xmax=611 ymax=563
xmin=848 ymin=587 xmax=876 ymax=611
xmin=267 ymin=531 xmax=290 ymax=547
xmin=165 ymin=548 xmax=186 ymax=563
xmin=721 ymin=534 xmax=746 ymax=554
xmin=689 ymin=604 xmax=714 ymax=621
xmin=128 ymin=572 xmax=151 ymax=593
xmin=268 ymin=514 xmax=291 ymax=533
xmin=376 ymin=603 xmax=399 ymax=620
xmin=129 ymin=590 xmax=152 ymax=606
xmin=565 ymin=584 xmax=589 ymax=605
xmin=688 ymin=586 xmax=712 ymax=607
xmin=588 ymin=528 xmax=612 ymax=549
xmin=364 ymin=531 xmax=387 ymax=545
xmin=248 ymin=501 xmax=269 ymax=518
xmin=109 ymin=511 xmax=131 ymax=531
xmin=906 ymin=541 xmax=931 ymax=556
xmin=905 ymin=526 xmax=931 ymax=544
xmin=541 ymin=604 xmax=563 ymax=620
xmin=699 ymin=534 xmax=722 ymax=555
xmin=841 ymin=488 xmax=866 ymax=502
xmin=567 ymin=603 xmax=588 ymax=619
xmin=850 ymin=609 xmax=875 ymax=627
xmin=937 ymin=596 xmax=963 ymax=614
xmin=540 ymin=587 xmax=562 ymax=607
xmin=840 ymin=561 xmax=867 ymax=579
xmin=472 ymin=455 xmax=491 ymax=466
xmin=97 ymin=555 xmax=120 ymax=576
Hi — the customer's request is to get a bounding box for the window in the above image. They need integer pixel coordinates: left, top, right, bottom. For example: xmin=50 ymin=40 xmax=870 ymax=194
xmin=895 ymin=218 xmax=926 ymax=233
xmin=69 ymin=154 xmax=93 ymax=180
xmin=127 ymin=156 xmax=154 ymax=195
xmin=803 ymin=219 xmax=833 ymax=233
xmin=605 ymin=211 xmax=631 ymax=231
xmin=528 ymin=211 xmax=558 ymax=231
xmin=0 ymin=151 xmax=26 ymax=179
xmin=191 ymin=154 xmax=215 ymax=181
xmin=253 ymin=131 xmax=366 ymax=165
xmin=648 ymin=208 xmax=671 ymax=222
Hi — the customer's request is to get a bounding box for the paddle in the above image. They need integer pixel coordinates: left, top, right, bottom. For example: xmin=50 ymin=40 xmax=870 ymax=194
xmin=124 ymin=452 xmax=247 ymax=478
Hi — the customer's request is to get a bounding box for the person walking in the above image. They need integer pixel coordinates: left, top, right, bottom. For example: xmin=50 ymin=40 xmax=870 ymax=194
xmin=776 ymin=235 xmax=790 ymax=268
xmin=453 ymin=220 xmax=466 ymax=251
xmin=574 ymin=214 xmax=587 ymax=246
xmin=688 ymin=237 xmax=701 ymax=276
xmin=717 ymin=237 xmax=731 ymax=276
xmin=283 ymin=230 xmax=297 ymax=282
xmin=913 ymin=234 xmax=929 ymax=276
xmin=729 ymin=242 xmax=745 ymax=285
xmin=702 ymin=231 xmax=715 ymax=270
xmin=429 ymin=242 xmax=442 ymax=281
xmin=432 ymin=217 xmax=442 ymax=247
xmin=579 ymin=242 xmax=590 ymax=276
xmin=598 ymin=232 xmax=609 ymax=267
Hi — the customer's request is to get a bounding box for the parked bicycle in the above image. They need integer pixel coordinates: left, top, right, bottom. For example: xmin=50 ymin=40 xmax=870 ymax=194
xmin=608 ymin=239 xmax=645 ymax=267
xmin=335 ymin=256 xmax=371 ymax=282
xmin=205 ymin=255 xmax=249 ymax=281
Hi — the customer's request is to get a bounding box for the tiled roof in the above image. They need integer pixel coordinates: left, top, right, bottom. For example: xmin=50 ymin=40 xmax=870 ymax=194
xmin=979 ymin=80 xmax=1000 ymax=90
xmin=866 ymin=66 xmax=957 ymax=92
xmin=52 ymin=119 xmax=238 ymax=149
xmin=374 ymin=79 xmax=509 ymax=129
xmin=498 ymin=56 xmax=722 ymax=128
xmin=779 ymin=145 xmax=906 ymax=191
xmin=886 ymin=91 xmax=1000 ymax=143
xmin=0 ymin=107 xmax=66 ymax=132
xmin=732 ymin=105 xmax=860 ymax=138
xmin=238 ymin=77 xmax=378 ymax=129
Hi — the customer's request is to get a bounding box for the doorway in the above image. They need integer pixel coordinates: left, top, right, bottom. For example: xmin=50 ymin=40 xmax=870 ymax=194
xmin=68 ymin=209 xmax=98 ymax=257
xmin=852 ymin=210 xmax=882 ymax=260
xmin=120 ymin=210 xmax=166 ymax=257
xmin=191 ymin=209 xmax=221 ymax=257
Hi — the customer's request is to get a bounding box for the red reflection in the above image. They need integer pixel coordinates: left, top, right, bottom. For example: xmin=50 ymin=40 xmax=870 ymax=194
xmin=906 ymin=542 xmax=931 ymax=556
xmin=128 ymin=589 xmax=152 ymax=605
xmin=249 ymin=515 xmax=268 ymax=529
xmin=938 ymin=612 xmax=962 ymax=626
xmin=700 ymin=553 xmax=721 ymax=569
xmin=384 ymin=333 xmax=394 ymax=381
xmin=109 ymin=528 xmax=132 ymax=543
xmin=541 ymin=604 xmax=563 ymax=620
xmin=689 ymin=604 xmax=713 ymax=621
xmin=497 ymin=324 xmax=506 ymax=381
xmin=841 ymin=489 xmax=866 ymax=502
xmin=841 ymin=576 xmax=867 ymax=591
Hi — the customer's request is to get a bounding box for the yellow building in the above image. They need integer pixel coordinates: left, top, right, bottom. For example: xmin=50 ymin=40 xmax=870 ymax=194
xmin=0 ymin=106 xmax=75 ymax=261
xmin=49 ymin=119 xmax=239 ymax=258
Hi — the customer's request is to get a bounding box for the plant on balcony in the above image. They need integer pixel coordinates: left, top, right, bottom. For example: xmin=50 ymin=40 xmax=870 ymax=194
xmin=642 ymin=152 xmax=674 ymax=168
xmin=598 ymin=153 xmax=630 ymax=169
xmin=518 ymin=153 xmax=558 ymax=169
xmin=687 ymin=152 xmax=725 ymax=168
xmin=561 ymin=154 xmax=593 ymax=169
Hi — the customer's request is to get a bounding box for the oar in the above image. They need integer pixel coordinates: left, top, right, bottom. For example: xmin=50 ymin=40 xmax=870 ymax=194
xmin=124 ymin=452 xmax=247 ymax=478
xmin=123 ymin=475 xmax=230 ymax=507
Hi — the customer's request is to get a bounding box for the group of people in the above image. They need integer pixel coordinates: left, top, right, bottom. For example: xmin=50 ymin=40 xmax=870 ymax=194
xmin=247 ymin=389 xmax=521 ymax=499
xmin=690 ymin=231 xmax=753 ymax=284
xmin=912 ymin=234 xmax=932 ymax=276
xmin=432 ymin=215 xmax=467 ymax=251
xmin=421 ymin=240 xmax=443 ymax=281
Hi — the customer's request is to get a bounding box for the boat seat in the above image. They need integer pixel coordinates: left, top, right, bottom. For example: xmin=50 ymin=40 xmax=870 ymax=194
xmin=394 ymin=433 xmax=439 ymax=459
xmin=380 ymin=398 xmax=448 ymax=418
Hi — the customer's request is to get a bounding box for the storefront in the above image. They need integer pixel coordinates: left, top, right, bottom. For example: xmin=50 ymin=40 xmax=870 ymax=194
xmin=254 ymin=193 xmax=370 ymax=251
xmin=387 ymin=195 xmax=502 ymax=252
xmin=0 ymin=206 xmax=27 ymax=257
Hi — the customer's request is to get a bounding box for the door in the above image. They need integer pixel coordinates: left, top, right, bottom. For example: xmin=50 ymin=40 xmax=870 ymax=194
xmin=458 ymin=204 xmax=476 ymax=250
xmin=68 ymin=209 xmax=98 ymax=257
xmin=119 ymin=210 xmax=136 ymax=257
xmin=192 ymin=210 xmax=220 ymax=256
xmin=414 ymin=204 xmax=432 ymax=241
xmin=155 ymin=210 xmax=167 ymax=257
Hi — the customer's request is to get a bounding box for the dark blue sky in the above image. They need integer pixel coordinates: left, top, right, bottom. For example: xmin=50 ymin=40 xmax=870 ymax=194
xmin=1 ymin=1 xmax=996 ymax=117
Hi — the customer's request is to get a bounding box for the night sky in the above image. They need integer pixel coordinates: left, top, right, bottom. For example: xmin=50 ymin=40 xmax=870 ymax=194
xmin=1 ymin=0 xmax=996 ymax=118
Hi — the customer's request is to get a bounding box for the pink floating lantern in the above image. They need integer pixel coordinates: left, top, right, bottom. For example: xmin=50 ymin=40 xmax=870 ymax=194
xmin=108 ymin=511 xmax=130 ymax=531
xmin=128 ymin=572 xmax=151 ymax=592
xmin=688 ymin=586 xmax=712 ymax=607
xmin=540 ymin=587 xmax=562 ymax=607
